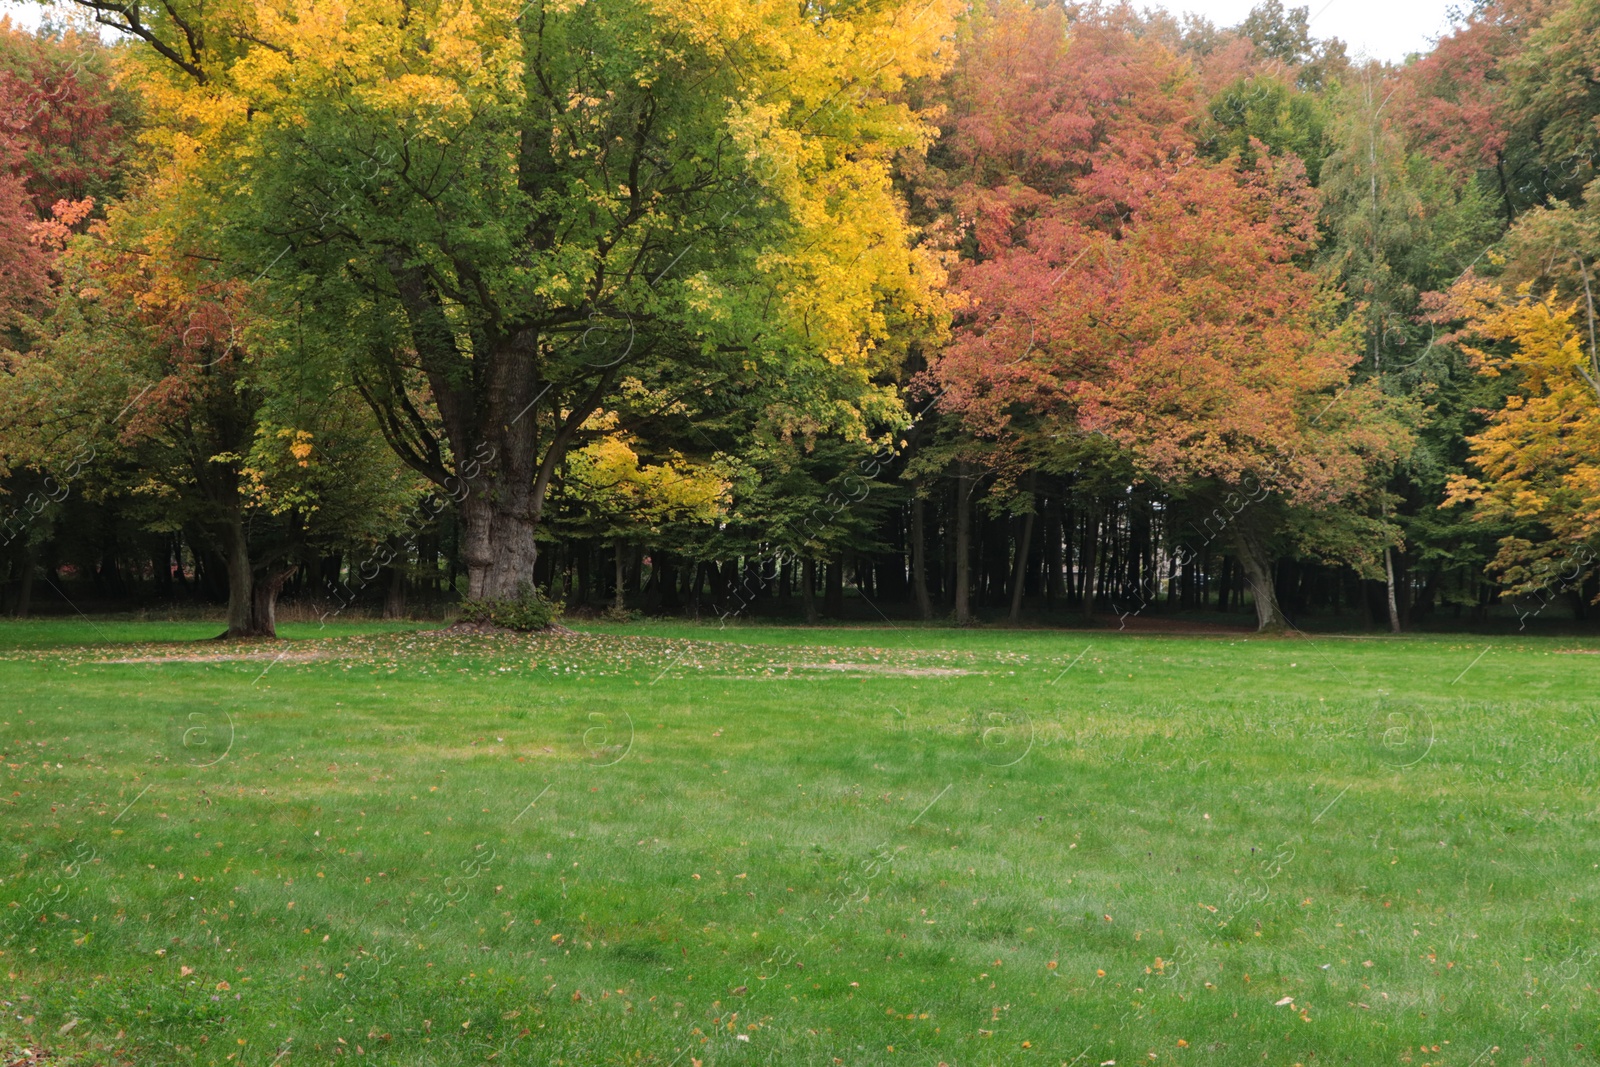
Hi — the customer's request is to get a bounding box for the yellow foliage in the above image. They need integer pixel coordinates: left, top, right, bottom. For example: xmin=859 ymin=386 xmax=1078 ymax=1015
xmin=1443 ymin=278 xmax=1600 ymax=585
xmin=566 ymin=429 xmax=728 ymax=536
xmin=118 ymin=0 xmax=956 ymax=381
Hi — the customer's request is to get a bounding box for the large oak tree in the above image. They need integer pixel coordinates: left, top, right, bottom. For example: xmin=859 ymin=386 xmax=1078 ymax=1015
xmin=73 ymin=0 xmax=957 ymax=601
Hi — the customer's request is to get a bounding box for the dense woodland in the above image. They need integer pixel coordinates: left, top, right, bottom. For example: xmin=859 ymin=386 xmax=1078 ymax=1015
xmin=2 ymin=0 xmax=1600 ymax=635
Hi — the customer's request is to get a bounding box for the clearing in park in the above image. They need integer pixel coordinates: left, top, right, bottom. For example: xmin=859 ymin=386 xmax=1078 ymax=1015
xmin=1 ymin=618 xmax=1596 ymax=1065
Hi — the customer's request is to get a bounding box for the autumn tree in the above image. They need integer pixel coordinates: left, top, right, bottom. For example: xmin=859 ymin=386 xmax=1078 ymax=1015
xmin=0 ymin=16 xmax=131 ymax=211
xmin=1237 ymin=1 xmax=1347 ymax=90
xmin=1442 ymin=276 xmax=1600 ymax=608
xmin=1398 ymin=0 xmax=1566 ymax=221
xmin=1317 ymin=61 xmax=1507 ymax=626
xmin=552 ymin=417 xmax=728 ymax=613
xmin=3 ymin=171 xmax=424 ymax=638
xmin=0 ymin=18 xmax=132 ymax=615
xmin=71 ymin=0 xmax=956 ymax=610
xmin=0 ymin=16 xmax=126 ymax=333
xmin=929 ymin=3 xmax=1411 ymax=631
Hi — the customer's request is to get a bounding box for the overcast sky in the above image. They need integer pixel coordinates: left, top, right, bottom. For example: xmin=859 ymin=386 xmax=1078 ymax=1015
xmin=1153 ymin=0 xmax=1463 ymax=62
xmin=3 ymin=0 xmax=1462 ymax=65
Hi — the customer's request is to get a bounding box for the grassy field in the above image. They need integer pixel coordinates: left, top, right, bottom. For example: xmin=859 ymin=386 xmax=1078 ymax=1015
xmin=1 ymin=618 xmax=1598 ymax=1066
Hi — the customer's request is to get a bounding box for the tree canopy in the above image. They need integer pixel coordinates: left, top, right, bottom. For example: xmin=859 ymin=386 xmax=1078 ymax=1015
xmin=2 ymin=1 xmax=1598 ymax=633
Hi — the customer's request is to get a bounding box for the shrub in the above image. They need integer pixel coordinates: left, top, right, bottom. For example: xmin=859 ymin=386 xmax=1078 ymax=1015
xmin=458 ymin=584 xmax=563 ymax=631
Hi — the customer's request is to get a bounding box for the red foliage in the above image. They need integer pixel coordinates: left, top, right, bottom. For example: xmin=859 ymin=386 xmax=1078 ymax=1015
xmin=0 ymin=138 xmax=48 ymax=327
xmin=1395 ymin=0 xmax=1553 ymax=174
xmin=942 ymin=3 xmax=1199 ymax=247
xmin=931 ymin=5 xmax=1393 ymax=504
xmin=0 ymin=19 xmax=125 ymax=327
xmin=0 ymin=18 xmax=127 ymax=214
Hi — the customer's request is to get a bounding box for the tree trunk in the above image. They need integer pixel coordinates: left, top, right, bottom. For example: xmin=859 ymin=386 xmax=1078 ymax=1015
xmin=1384 ymin=546 xmax=1402 ymax=634
xmin=1045 ymin=499 xmax=1063 ymax=607
xmin=911 ymin=496 xmax=933 ymax=621
xmin=955 ymin=463 xmax=972 ymax=626
xmin=801 ymin=558 xmax=819 ymax=624
xmin=250 ymin=565 xmax=296 ymax=639
xmin=1008 ymin=493 xmax=1037 ymax=623
xmin=1080 ymin=508 xmax=1099 ymax=621
xmin=13 ymin=544 xmax=36 ymax=619
xmin=660 ymin=553 xmax=681 ymax=612
xmin=824 ymin=559 xmax=844 ymax=616
xmin=218 ymin=513 xmax=299 ymax=639
xmin=383 ymin=557 xmax=406 ymax=620
xmin=614 ymin=542 xmax=627 ymax=612
xmin=223 ymin=516 xmax=256 ymax=638
xmin=1230 ymin=523 xmax=1285 ymax=633
xmin=389 ymin=258 xmax=620 ymax=604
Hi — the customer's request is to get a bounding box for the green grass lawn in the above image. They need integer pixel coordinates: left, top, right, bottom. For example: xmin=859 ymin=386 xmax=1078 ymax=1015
xmin=2 ymin=618 xmax=1598 ymax=1066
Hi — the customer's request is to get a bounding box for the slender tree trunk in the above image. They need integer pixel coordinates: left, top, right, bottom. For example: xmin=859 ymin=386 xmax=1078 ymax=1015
xmin=381 ymin=537 xmax=407 ymax=620
xmin=801 ymin=558 xmax=819 ymax=624
xmin=1045 ymin=498 xmax=1063 ymax=607
xmin=824 ymin=559 xmax=844 ymax=616
xmin=614 ymin=542 xmax=627 ymax=612
xmin=911 ymin=495 xmax=933 ymax=622
xmin=1384 ymin=547 xmax=1402 ymax=634
xmin=955 ymin=463 xmax=972 ymax=626
xmin=1008 ymin=489 xmax=1037 ymax=623
xmin=13 ymin=544 xmax=36 ymax=619
xmin=1080 ymin=508 xmax=1099 ymax=621
xmin=1229 ymin=523 xmax=1285 ymax=633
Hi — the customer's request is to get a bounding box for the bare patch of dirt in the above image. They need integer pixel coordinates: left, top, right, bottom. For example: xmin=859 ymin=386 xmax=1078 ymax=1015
xmin=794 ymin=663 xmax=972 ymax=676
xmin=95 ymin=648 xmax=331 ymax=665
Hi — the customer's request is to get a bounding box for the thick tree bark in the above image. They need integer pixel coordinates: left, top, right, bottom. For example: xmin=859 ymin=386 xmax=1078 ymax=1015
xmin=224 ymin=516 xmax=255 ymax=638
xmin=218 ymin=514 xmax=298 ymax=639
xmin=383 ymin=560 xmax=406 ymax=620
xmin=1229 ymin=523 xmax=1285 ymax=633
xmin=911 ymin=496 xmax=933 ymax=621
xmin=955 ymin=463 xmax=972 ymax=626
xmin=251 ymin=565 xmax=295 ymax=637
xmin=463 ymin=504 xmax=539 ymax=600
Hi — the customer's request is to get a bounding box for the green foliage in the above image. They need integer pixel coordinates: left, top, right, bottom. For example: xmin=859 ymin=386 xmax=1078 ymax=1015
xmin=1205 ymin=75 xmax=1330 ymax=183
xmin=1239 ymin=0 xmax=1316 ymax=64
xmin=458 ymin=583 xmax=563 ymax=631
